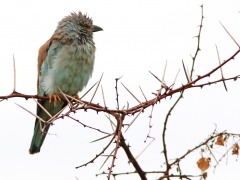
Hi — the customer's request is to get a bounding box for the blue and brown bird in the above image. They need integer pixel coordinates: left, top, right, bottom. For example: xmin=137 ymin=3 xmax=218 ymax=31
xmin=29 ymin=12 xmax=103 ymax=154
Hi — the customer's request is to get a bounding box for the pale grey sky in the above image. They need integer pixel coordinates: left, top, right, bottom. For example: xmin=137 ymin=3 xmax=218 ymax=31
xmin=0 ymin=1 xmax=240 ymax=180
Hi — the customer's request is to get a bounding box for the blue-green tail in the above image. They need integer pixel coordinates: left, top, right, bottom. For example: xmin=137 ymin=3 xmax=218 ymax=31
xmin=29 ymin=99 xmax=66 ymax=154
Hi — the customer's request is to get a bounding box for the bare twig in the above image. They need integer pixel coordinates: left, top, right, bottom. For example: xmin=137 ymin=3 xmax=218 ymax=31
xmin=99 ymin=148 xmax=115 ymax=170
xmin=139 ymin=86 xmax=147 ymax=101
xmin=162 ymin=60 xmax=168 ymax=85
xmin=190 ymin=4 xmax=204 ymax=79
xmin=101 ymin=85 xmax=107 ymax=107
xmin=89 ymin=73 xmax=104 ymax=104
xmin=80 ymin=81 xmax=99 ymax=99
xmin=32 ymin=98 xmax=52 ymax=118
xmin=58 ymin=87 xmax=73 ymax=106
xmin=182 ymin=60 xmax=190 ymax=82
xmin=68 ymin=116 xmax=112 ymax=135
xmin=76 ymin=135 xmax=115 ymax=168
xmin=219 ymin=21 xmax=240 ymax=48
xmin=215 ymin=44 xmax=227 ymax=91
xmin=171 ymin=69 xmax=180 ymax=90
xmin=14 ymin=103 xmax=45 ymax=123
xmin=115 ymin=76 xmax=122 ymax=110
xmin=135 ymin=138 xmax=155 ymax=160
xmin=107 ymin=114 xmax=124 ymax=179
xmin=121 ymin=83 xmax=142 ymax=105
xmin=124 ymin=108 xmax=143 ymax=132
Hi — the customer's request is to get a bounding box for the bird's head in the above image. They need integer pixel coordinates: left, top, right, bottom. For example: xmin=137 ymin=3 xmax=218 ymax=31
xmin=58 ymin=12 xmax=103 ymax=44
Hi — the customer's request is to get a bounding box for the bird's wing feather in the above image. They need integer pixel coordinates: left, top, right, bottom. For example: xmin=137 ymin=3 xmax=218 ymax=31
xmin=37 ymin=34 xmax=62 ymax=95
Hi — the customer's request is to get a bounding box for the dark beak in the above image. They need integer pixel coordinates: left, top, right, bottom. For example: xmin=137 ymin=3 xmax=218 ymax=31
xmin=92 ymin=25 xmax=103 ymax=32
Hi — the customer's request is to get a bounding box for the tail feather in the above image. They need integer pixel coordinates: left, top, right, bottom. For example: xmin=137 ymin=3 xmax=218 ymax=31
xmin=29 ymin=99 xmax=66 ymax=154
xmin=29 ymin=120 xmax=50 ymax=154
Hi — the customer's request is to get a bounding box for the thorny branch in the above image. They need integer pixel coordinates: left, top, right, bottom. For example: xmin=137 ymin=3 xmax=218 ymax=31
xmin=119 ymin=134 xmax=147 ymax=180
xmin=107 ymin=114 xmax=124 ymax=180
xmin=161 ymin=5 xmax=204 ymax=178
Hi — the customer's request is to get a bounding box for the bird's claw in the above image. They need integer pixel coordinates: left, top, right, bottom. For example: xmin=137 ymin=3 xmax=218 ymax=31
xmin=49 ymin=94 xmax=61 ymax=106
xmin=72 ymin=94 xmax=80 ymax=100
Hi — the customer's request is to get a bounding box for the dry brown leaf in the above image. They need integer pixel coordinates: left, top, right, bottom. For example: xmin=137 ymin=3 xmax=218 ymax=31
xmin=232 ymin=143 xmax=239 ymax=155
xmin=197 ymin=157 xmax=210 ymax=172
xmin=215 ymin=135 xmax=224 ymax=146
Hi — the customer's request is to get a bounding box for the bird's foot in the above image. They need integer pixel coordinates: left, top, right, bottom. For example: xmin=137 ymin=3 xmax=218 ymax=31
xmin=72 ymin=94 xmax=80 ymax=100
xmin=49 ymin=94 xmax=61 ymax=106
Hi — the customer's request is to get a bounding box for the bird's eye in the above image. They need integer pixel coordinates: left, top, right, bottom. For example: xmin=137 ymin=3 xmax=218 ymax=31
xmin=85 ymin=21 xmax=92 ymax=29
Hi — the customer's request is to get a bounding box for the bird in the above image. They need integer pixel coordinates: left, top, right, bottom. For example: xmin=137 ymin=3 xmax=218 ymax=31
xmin=29 ymin=12 xmax=103 ymax=154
